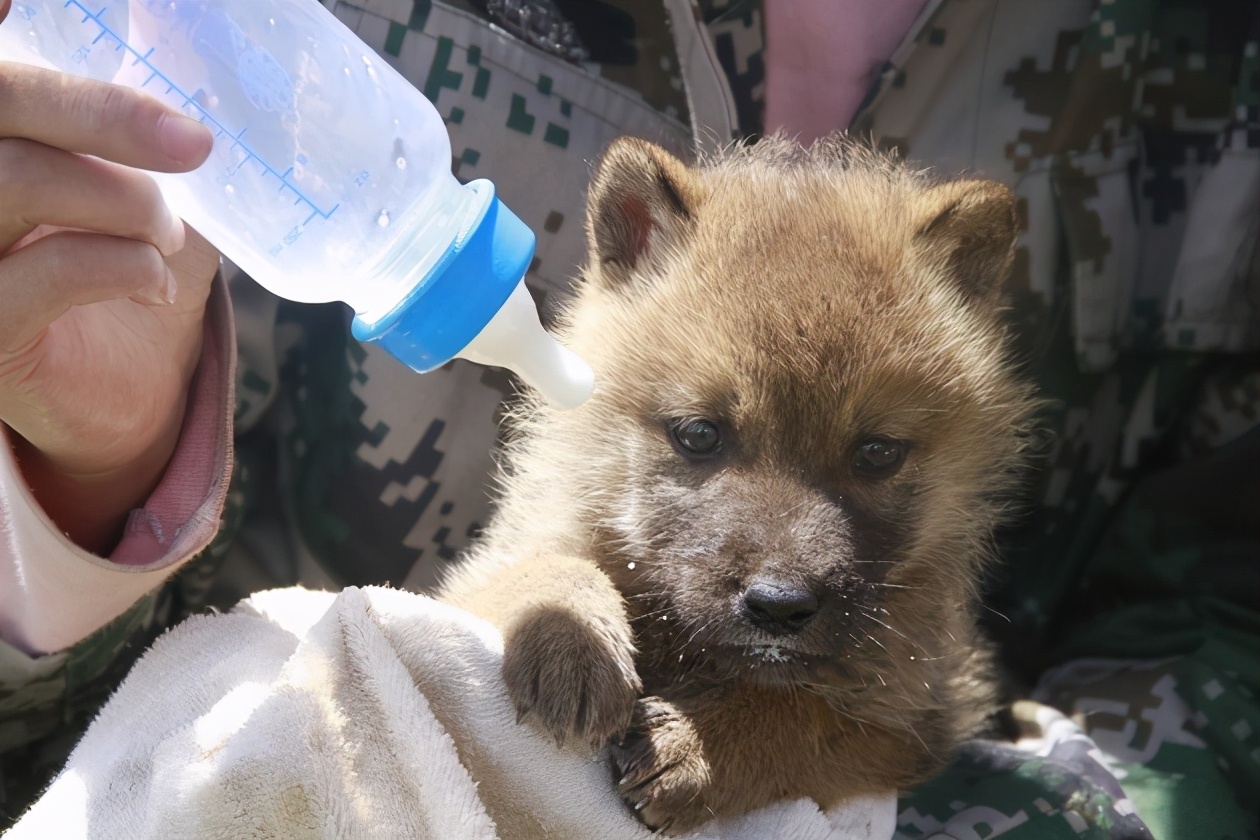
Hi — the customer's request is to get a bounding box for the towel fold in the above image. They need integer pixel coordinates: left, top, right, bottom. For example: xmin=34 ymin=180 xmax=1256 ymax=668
xmin=6 ymin=586 xmax=896 ymax=839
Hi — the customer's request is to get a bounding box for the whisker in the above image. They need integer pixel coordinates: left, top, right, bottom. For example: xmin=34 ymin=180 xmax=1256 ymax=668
xmin=905 ymin=723 xmax=936 ymax=758
xmin=859 ymin=612 xmax=922 ymax=649
xmin=682 ymin=617 xmax=717 ymax=649
xmin=981 ymin=604 xmax=1011 ymax=623
xmin=776 ymin=498 xmax=813 ymax=519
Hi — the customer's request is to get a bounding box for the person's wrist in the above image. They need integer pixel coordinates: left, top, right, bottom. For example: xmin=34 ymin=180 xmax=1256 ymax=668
xmin=6 ymin=393 xmax=188 ymax=555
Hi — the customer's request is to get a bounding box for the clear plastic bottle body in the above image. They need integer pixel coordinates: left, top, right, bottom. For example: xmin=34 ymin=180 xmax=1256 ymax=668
xmin=1 ymin=0 xmax=595 ymax=407
xmin=0 ymin=0 xmax=477 ymax=321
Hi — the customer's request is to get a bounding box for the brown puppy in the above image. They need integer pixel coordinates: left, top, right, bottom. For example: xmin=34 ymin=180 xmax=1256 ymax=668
xmin=439 ymin=135 xmax=1038 ymax=834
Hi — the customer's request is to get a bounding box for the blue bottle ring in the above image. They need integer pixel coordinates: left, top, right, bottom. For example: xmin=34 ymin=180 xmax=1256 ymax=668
xmin=350 ymin=180 xmax=536 ymax=373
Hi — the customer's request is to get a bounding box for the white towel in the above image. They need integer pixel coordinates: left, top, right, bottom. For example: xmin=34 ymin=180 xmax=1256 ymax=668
xmin=6 ymin=586 xmax=896 ymax=839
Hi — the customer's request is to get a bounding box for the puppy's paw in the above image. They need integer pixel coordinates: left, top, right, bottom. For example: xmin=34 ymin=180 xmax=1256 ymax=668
xmin=503 ymin=605 xmax=641 ymax=749
xmin=612 ymin=696 xmax=713 ymax=834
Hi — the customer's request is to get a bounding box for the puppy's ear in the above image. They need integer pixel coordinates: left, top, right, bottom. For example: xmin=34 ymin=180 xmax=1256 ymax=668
xmin=913 ymin=180 xmax=1017 ymax=306
xmin=586 ymin=138 xmax=704 ymax=290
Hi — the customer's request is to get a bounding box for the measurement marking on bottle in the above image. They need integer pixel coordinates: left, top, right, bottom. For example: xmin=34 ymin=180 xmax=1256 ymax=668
xmin=64 ymin=0 xmax=340 ymax=225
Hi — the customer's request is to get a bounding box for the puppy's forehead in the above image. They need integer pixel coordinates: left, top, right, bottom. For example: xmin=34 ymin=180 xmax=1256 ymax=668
xmin=678 ymin=185 xmax=939 ymax=364
xmin=592 ymin=156 xmax=1005 ymax=446
xmin=692 ymin=175 xmax=921 ymax=306
xmin=634 ymin=187 xmax=994 ymax=440
xmin=702 ymin=171 xmax=888 ymax=244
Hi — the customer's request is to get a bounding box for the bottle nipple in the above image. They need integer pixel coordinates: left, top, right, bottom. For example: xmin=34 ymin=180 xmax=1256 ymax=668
xmin=350 ymin=181 xmax=593 ymax=408
xmin=456 ymin=281 xmax=594 ymax=409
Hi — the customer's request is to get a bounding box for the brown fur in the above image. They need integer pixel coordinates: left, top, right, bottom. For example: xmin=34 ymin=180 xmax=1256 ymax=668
xmin=439 ymin=135 xmax=1038 ymax=833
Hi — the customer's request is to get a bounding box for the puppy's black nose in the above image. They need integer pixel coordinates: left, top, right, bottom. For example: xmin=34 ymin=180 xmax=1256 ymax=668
xmin=742 ymin=581 xmax=818 ymax=634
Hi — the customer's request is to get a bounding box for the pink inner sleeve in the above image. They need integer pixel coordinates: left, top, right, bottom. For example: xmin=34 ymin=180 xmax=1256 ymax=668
xmin=111 ymin=284 xmax=234 ymax=566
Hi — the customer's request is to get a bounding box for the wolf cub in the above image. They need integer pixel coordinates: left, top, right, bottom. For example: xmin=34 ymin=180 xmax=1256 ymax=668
xmin=440 ymin=135 xmax=1037 ymax=833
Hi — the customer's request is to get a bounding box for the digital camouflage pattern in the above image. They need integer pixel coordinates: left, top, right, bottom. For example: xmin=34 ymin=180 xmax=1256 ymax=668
xmin=854 ymin=0 xmax=1260 ymax=836
xmin=2 ymin=0 xmax=1257 ymax=836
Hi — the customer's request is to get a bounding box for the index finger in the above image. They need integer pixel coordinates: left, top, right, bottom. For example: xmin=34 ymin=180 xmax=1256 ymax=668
xmin=0 ymin=61 xmax=213 ymax=172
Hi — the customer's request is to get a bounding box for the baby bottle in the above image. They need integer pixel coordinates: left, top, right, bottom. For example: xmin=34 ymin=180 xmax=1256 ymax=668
xmin=0 ymin=0 xmax=594 ymax=408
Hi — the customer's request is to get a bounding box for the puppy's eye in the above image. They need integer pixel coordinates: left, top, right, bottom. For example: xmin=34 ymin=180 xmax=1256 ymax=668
xmin=853 ymin=437 xmax=907 ymax=478
xmin=670 ymin=418 xmax=722 ymax=458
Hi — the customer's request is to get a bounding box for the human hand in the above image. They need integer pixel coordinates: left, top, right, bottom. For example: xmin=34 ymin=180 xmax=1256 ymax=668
xmin=0 ymin=7 xmax=219 ymax=552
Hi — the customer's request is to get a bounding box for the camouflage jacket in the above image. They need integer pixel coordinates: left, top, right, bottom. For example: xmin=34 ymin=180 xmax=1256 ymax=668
xmin=2 ymin=1 xmax=1257 ymax=837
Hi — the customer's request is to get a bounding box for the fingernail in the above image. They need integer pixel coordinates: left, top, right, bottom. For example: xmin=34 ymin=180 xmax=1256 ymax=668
xmin=137 ymin=268 xmax=178 ymax=306
xmin=158 ymin=207 xmax=186 ymax=256
xmin=159 ymin=113 xmax=213 ymax=168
